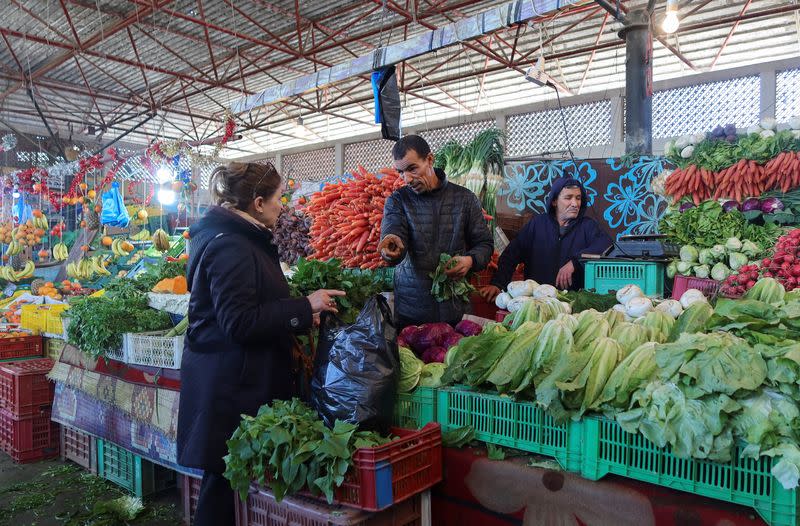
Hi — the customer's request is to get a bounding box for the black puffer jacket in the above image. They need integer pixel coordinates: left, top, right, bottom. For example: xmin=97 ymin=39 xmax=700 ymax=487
xmin=381 ymin=169 xmax=494 ymax=327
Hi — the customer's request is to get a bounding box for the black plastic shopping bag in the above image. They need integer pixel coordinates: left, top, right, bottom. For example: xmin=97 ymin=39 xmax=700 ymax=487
xmin=311 ymin=295 xmax=399 ymax=433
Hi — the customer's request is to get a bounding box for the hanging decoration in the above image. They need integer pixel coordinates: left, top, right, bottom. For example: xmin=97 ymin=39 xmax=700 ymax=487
xmin=146 ymin=112 xmax=237 ymax=166
xmin=0 ymin=134 xmax=17 ymax=153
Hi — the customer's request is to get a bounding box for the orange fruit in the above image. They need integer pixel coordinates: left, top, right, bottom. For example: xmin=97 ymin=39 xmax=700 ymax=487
xmin=137 ymin=209 xmax=148 ymax=220
xmin=80 ymin=245 xmax=89 ymax=252
xmin=101 ymin=236 xmax=113 ymax=247
xmin=182 ymin=230 xmax=190 ymax=239
xmin=94 ymin=205 xmax=102 ymax=213
xmin=88 ymin=190 xmax=96 ymax=199
xmin=178 ymin=253 xmax=189 ymax=261
xmin=62 ymin=196 xmax=70 ymax=204
xmin=32 ymin=209 xmax=42 ymax=218
xmin=79 ymin=182 xmax=88 ymax=191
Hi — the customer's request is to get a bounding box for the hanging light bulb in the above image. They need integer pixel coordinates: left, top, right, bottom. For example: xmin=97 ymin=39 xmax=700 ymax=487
xmin=662 ymin=0 xmax=680 ymax=34
xmin=157 ymin=188 xmax=176 ymax=205
xmin=156 ymin=166 xmax=173 ymax=184
xmin=294 ymin=117 xmax=311 ymax=139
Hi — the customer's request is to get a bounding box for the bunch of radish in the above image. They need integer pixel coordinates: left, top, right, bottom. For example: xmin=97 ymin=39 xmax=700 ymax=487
xmin=720 ymin=264 xmax=761 ymax=297
xmin=760 ymin=229 xmax=800 ymax=291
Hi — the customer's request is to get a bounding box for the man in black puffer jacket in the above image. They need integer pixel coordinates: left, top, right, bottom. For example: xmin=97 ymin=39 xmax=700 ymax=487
xmin=379 ymin=135 xmax=494 ymax=328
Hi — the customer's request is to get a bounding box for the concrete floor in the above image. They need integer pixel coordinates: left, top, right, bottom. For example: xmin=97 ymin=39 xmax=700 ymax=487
xmin=0 ymin=452 xmax=185 ymax=526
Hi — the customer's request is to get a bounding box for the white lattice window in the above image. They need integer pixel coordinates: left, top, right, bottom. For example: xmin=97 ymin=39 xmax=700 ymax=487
xmin=252 ymin=157 xmax=276 ymax=167
xmin=506 ymin=100 xmax=612 ymax=157
xmin=283 ymin=148 xmax=336 ymax=182
xmin=653 ymin=76 xmax=760 ymax=139
xmin=344 ymin=139 xmax=394 ymax=174
xmin=776 ymin=68 xmax=800 ymax=122
xmin=198 ymin=164 xmax=218 ymax=190
xmin=415 ymin=120 xmax=495 ymax=153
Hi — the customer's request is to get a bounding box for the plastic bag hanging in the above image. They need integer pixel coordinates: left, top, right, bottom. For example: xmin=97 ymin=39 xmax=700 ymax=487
xmin=371 ymin=65 xmax=401 ymax=141
xmin=100 ymin=181 xmax=130 ymax=227
xmin=311 ymin=295 xmax=399 ymax=433
xmin=14 ymin=193 xmax=31 ymax=225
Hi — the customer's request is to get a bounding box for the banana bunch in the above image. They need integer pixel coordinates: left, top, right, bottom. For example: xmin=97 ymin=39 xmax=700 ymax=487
xmin=152 ymin=229 xmax=170 ymax=252
xmin=53 ymin=243 xmax=69 ymax=261
xmin=5 ymin=240 xmax=23 ymax=256
xmin=66 ymin=256 xmax=111 ymax=280
xmin=130 ymin=229 xmax=151 ymax=242
xmin=32 ymin=213 xmax=48 ymax=229
xmin=111 ymin=238 xmax=131 ymax=257
xmin=0 ymin=261 xmax=35 ymax=282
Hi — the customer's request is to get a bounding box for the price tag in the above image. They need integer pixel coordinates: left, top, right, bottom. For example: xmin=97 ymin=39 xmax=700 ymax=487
xmin=3 ymin=283 xmax=16 ymax=297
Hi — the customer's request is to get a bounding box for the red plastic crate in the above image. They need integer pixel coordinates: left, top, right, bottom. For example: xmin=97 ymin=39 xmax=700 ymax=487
xmin=0 ymin=358 xmax=54 ymax=416
xmin=182 ymin=474 xmax=202 ymax=525
xmin=335 ymin=423 xmax=441 ymax=511
xmin=469 ymin=295 xmax=498 ymax=321
xmin=60 ymin=424 xmax=96 ymax=473
xmin=0 ymin=406 xmax=59 ymax=463
xmin=672 ymin=275 xmax=720 ymax=300
xmin=236 ymin=484 xmax=422 ymax=526
xmin=0 ymin=335 xmax=43 ymax=362
xmin=263 ymin=423 xmax=441 ymax=512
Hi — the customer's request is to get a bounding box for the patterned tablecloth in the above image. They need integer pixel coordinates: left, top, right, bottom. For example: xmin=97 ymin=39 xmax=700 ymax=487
xmin=51 ymin=381 xmax=199 ymax=477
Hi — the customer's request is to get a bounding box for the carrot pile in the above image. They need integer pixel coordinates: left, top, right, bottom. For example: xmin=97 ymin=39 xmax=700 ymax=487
xmin=305 ymin=166 xmax=405 ymax=270
xmin=666 ymin=151 xmax=800 ymax=205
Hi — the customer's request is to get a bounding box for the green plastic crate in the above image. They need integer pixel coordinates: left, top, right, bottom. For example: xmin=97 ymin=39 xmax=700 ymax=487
xmin=435 ymin=386 xmax=581 ymax=471
xmin=583 ymin=260 xmax=665 ymax=297
xmin=97 ymin=439 xmax=177 ymax=498
xmin=394 ymin=387 xmax=435 ymax=429
xmin=580 ymin=416 xmax=798 ymax=526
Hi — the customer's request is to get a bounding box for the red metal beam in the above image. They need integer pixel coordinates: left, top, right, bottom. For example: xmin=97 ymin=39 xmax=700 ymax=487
xmin=126 ymin=27 xmax=156 ymax=110
xmin=9 ymin=0 xmax=72 ymax=43
xmin=196 ymin=0 xmax=220 ymax=82
xmin=58 ymin=0 xmax=82 ymax=46
xmin=12 ymin=0 xmax=175 ymax=94
xmin=71 ymin=56 xmax=107 ymax=128
xmin=133 ymin=25 xmax=216 ymax=83
xmin=0 ymin=27 xmax=241 ymax=92
xmin=709 ymin=0 xmax=753 ymax=70
xmin=578 ymin=12 xmax=609 ymax=94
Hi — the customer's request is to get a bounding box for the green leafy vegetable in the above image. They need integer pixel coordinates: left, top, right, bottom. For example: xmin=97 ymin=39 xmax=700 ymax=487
xmin=289 ymin=258 xmax=392 ymax=323
xmin=430 ymin=253 xmax=475 ymax=303
xmin=223 ymin=398 xmax=391 ymax=503
xmin=66 ymin=294 xmax=172 ymax=359
xmin=442 ymin=426 xmax=476 ymax=448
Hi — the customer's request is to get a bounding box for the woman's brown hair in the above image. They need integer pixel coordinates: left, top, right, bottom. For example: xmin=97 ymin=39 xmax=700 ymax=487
xmin=209 ymin=162 xmax=282 ymax=210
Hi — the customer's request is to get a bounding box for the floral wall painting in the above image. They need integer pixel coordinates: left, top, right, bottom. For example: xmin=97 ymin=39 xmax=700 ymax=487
xmin=497 ymin=157 xmax=671 ymax=240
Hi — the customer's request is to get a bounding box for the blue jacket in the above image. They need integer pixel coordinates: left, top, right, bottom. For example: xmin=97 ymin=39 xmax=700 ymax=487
xmin=491 ymin=177 xmax=612 ymax=291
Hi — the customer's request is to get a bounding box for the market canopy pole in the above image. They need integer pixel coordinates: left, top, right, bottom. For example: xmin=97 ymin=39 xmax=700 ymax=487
xmin=229 ymin=0 xmax=583 ymax=115
xmin=595 ymin=1 xmax=653 ymax=155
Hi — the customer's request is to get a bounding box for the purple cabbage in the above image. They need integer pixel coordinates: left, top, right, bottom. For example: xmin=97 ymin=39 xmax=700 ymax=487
xmin=679 ymin=202 xmax=695 ymax=213
xmin=722 ymin=200 xmax=741 ymax=212
xmin=422 ymin=346 xmax=448 ymax=364
xmin=413 ymin=323 xmax=454 ymax=352
xmin=742 ymin=198 xmax=762 ymax=212
xmin=442 ymin=332 xmax=463 ymax=349
xmin=455 ymin=320 xmax=483 ymax=337
xmin=724 ymin=124 xmax=737 ymax=136
xmin=761 ymin=197 xmax=785 ymax=214
xmin=398 ymin=326 xmax=419 ymax=350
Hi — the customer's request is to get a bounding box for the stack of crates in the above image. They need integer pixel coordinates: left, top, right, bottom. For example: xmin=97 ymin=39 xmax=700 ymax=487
xmin=0 ymin=357 xmax=58 ymax=462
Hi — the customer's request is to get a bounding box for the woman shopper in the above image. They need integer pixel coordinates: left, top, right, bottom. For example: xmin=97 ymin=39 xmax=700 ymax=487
xmin=177 ymin=162 xmax=344 ymax=525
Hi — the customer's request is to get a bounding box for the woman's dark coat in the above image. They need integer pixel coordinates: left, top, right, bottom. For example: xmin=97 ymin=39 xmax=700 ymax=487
xmin=177 ymin=206 xmax=312 ymax=473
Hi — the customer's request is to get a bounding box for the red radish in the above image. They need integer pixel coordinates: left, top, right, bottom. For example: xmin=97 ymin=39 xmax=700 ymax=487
xmin=746 ymin=280 xmax=756 ymax=289
xmin=765 ymin=271 xmax=774 ymax=278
